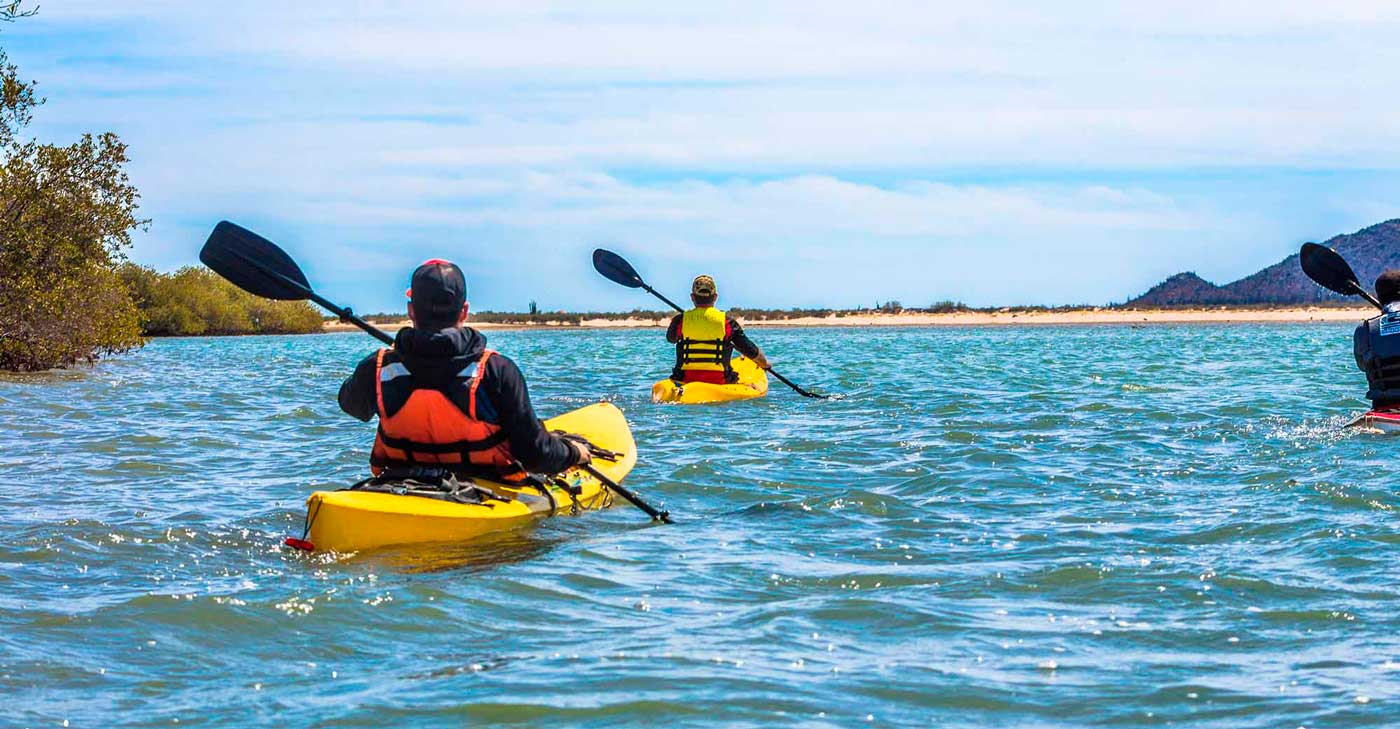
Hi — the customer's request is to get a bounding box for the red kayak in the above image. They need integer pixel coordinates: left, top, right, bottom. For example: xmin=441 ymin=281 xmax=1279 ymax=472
xmin=1353 ymin=409 xmax=1400 ymax=432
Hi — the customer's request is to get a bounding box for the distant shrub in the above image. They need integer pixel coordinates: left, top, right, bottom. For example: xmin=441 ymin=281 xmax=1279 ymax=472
xmin=119 ymin=264 xmax=324 ymax=336
xmin=728 ymin=307 xmax=835 ymax=321
xmin=360 ymin=313 xmax=407 ymax=324
xmin=924 ymin=300 xmax=971 ymax=314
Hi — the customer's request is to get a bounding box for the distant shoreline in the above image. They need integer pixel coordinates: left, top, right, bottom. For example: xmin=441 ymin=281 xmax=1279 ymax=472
xmin=323 ymin=306 xmax=1377 ymax=333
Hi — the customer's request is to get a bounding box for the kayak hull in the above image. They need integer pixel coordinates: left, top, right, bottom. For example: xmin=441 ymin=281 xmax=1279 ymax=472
xmin=651 ymin=355 xmax=768 ymax=404
xmin=1355 ymin=410 xmax=1400 ymax=433
xmin=302 ymin=402 xmax=637 ymax=553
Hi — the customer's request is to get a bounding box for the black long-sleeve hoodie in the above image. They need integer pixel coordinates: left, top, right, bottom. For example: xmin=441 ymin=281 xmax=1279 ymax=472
xmin=338 ymin=326 xmax=579 ymax=474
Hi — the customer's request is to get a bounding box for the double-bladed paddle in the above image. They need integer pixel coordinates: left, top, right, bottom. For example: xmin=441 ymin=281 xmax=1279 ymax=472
xmin=200 ymin=221 xmax=672 ymax=525
xmin=200 ymin=221 xmax=394 ymax=344
xmin=592 ymin=248 xmax=831 ymax=399
xmin=1299 ymin=242 xmax=1383 ymax=310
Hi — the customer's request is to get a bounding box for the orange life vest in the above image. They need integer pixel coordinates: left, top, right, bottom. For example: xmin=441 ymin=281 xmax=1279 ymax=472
xmin=369 ymin=347 xmax=527 ymax=482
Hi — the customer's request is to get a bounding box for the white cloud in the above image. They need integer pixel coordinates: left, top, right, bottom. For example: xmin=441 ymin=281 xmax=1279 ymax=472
xmin=7 ymin=0 xmax=1400 ymax=308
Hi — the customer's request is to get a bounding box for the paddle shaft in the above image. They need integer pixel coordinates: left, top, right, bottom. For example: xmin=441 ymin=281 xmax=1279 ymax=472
xmin=225 ymin=245 xmax=394 ymax=344
xmin=641 ymin=284 xmax=686 ymax=313
xmin=1351 ymin=281 xmax=1384 ymax=310
xmin=765 ymin=368 xmax=827 ymax=399
xmin=582 ymin=464 xmax=672 ymax=523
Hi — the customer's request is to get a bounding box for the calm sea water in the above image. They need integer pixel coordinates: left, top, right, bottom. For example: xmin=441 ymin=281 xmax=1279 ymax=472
xmin=2 ymin=324 xmax=1398 ymax=727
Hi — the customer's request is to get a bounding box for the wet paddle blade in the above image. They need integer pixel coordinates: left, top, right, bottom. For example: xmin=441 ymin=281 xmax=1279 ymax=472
xmin=1299 ymin=242 xmax=1363 ymax=297
xmin=200 ymin=221 xmax=312 ymax=301
xmin=593 ymin=248 xmax=646 ymax=288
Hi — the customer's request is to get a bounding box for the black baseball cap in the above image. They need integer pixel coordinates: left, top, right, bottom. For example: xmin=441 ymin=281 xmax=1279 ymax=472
xmin=1378 ymin=270 xmax=1400 ymax=306
xmin=407 ymin=259 xmax=467 ymax=326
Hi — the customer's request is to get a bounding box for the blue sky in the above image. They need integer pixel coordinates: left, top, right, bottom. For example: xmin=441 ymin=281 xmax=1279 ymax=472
xmin=8 ymin=1 xmax=1400 ymax=313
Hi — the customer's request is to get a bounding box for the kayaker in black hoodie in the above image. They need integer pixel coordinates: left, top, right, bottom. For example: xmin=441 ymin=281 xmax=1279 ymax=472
xmin=338 ymin=259 xmax=589 ymax=479
xmin=1354 ymin=270 xmax=1400 ymax=410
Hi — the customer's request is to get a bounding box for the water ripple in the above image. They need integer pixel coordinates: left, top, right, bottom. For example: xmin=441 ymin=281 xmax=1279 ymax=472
xmin=3 ymin=325 xmax=1400 ymax=726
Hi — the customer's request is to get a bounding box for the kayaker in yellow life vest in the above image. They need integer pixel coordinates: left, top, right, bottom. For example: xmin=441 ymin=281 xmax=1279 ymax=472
xmin=666 ymin=274 xmax=769 ymax=384
xmin=338 ymin=259 xmax=592 ymax=479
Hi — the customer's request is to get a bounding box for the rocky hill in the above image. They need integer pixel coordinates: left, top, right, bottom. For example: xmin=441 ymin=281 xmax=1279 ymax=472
xmin=1127 ymin=219 xmax=1400 ymax=306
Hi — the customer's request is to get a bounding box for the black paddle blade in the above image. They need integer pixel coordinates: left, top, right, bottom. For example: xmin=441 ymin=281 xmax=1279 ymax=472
xmin=1299 ymin=242 xmax=1363 ymax=297
xmin=593 ymin=248 xmax=645 ymax=288
xmin=200 ymin=221 xmax=312 ymax=301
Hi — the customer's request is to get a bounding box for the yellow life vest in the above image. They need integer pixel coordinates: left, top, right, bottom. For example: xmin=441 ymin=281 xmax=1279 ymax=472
xmin=675 ymin=307 xmax=732 ymax=374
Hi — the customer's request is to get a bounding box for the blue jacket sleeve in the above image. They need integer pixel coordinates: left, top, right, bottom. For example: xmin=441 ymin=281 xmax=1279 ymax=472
xmin=1356 ymin=322 xmax=1371 ymax=373
xmin=338 ymin=352 xmax=378 ymax=422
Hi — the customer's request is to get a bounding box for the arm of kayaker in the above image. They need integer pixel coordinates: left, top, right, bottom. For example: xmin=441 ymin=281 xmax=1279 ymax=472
xmin=1355 ymin=322 xmax=1372 ymax=373
xmin=337 ymin=353 xmax=378 ymax=422
xmin=484 ymin=354 xmax=584 ymax=473
xmin=665 ymin=313 xmax=682 ymax=343
xmin=728 ymin=317 xmax=770 ymax=369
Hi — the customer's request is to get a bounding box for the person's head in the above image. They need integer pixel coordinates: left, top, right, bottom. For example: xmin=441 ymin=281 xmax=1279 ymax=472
xmin=690 ymin=274 xmax=717 ymax=308
xmin=406 ymin=259 xmax=469 ymax=329
xmin=1378 ymin=270 xmax=1400 ymax=306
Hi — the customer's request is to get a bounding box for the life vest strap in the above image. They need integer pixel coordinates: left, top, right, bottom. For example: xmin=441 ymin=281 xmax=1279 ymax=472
xmin=467 ymin=349 xmax=494 ymax=420
xmin=678 ymin=337 xmax=727 ymax=366
xmin=1370 ymin=358 xmax=1400 ymax=393
xmin=374 ymin=426 xmax=510 ymax=454
xmin=368 ymin=452 xmax=528 ymax=482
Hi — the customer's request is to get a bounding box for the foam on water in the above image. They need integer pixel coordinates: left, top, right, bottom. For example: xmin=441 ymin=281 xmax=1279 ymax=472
xmin=3 ymin=324 xmax=1400 ymax=727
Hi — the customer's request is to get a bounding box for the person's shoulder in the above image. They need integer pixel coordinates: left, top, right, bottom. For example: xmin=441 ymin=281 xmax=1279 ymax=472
xmin=355 ymin=348 xmax=385 ymax=370
xmin=485 ymin=349 xmax=517 ymax=364
xmin=1357 ymin=317 xmax=1379 ymax=338
xmin=483 ymin=350 xmax=523 ymax=377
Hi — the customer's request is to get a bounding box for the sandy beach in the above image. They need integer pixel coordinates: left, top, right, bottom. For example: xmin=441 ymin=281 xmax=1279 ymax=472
xmin=323 ymin=306 xmax=1378 ymax=333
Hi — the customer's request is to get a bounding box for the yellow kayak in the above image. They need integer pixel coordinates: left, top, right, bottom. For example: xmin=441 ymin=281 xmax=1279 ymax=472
xmin=651 ymin=355 xmax=769 ymax=404
xmin=296 ymin=402 xmax=637 ymax=553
